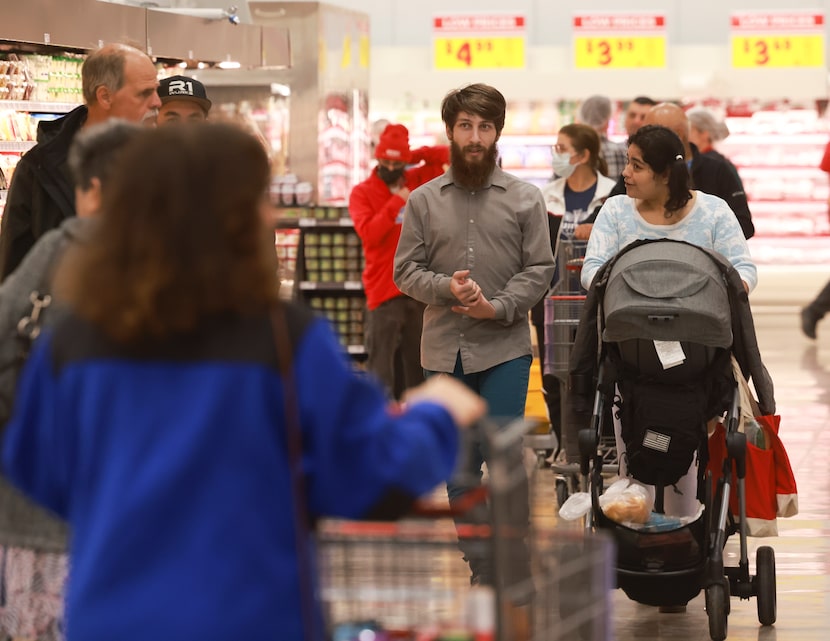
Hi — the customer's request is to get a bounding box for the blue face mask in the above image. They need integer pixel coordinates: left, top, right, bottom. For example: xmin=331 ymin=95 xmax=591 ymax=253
xmin=551 ymin=151 xmax=577 ymax=178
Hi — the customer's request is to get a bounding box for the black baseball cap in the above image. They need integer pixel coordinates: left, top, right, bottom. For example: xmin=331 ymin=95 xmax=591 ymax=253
xmin=158 ymin=75 xmax=212 ymax=113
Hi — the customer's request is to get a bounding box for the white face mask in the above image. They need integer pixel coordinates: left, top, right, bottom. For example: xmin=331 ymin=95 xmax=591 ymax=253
xmin=551 ymin=151 xmax=577 ymax=178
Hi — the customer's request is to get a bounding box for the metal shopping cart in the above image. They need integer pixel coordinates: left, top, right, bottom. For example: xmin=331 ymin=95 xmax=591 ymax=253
xmin=318 ymin=420 xmax=615 ymax=641
xmin=543 ymin=239 xmax=618 ymax=508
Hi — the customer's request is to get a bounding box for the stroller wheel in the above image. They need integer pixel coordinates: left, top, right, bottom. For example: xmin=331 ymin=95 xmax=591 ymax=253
xmin=754 ymin=546 xmax=777 ymax=626
xmin=705 ymin=582 xmax=728 ymax=641
xmin=555 ymin=478 xmax=569 ymax=508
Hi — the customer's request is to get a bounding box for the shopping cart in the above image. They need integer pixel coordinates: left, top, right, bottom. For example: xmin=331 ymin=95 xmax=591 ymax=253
xmin=317 ymin=420 xmax=615 ymax=641
xmin=526 ymin=239 xmax=590 ymax=465
xmin=543 ymin=239 xmax=617 ymax=508
xmin=552 ymin=237 xmax=588 ymax=296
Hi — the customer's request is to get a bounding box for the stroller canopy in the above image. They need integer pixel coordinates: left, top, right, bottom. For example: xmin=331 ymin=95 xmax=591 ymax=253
xmin=602 ymin=240 xmax=732 ymax=348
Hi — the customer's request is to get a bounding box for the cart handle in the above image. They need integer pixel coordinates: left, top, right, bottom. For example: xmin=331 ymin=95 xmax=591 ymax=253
xmin=410 ymin=484 xmax=489 ymax=518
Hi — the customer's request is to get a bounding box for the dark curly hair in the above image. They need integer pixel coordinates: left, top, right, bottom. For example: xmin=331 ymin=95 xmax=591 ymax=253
xmin=627 ymin=124 xmax=692 ymax=214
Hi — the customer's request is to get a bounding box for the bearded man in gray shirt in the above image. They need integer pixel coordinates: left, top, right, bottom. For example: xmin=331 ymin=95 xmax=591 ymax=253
xmin=394 ymin=83 xmax=554 ymax=610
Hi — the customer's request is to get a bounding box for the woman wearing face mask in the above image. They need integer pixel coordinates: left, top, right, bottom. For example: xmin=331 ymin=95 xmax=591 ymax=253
xmin=532 ymin=123 xmax=616 ymax=459
xmin=542 ymin=123 xmax=616 ymax=245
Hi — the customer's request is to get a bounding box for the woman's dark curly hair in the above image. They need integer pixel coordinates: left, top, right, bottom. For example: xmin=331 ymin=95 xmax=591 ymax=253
xmin=628 ymin=124 xmax=692 ymax=214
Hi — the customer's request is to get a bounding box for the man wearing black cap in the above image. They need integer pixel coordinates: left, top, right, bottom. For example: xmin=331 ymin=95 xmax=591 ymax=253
xmin=157 ymin=75 xmax=212 ymax=125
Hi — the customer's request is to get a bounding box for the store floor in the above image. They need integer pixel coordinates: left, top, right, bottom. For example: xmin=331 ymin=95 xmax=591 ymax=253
xmin=524 ymin=267 xmax=830 ymax=641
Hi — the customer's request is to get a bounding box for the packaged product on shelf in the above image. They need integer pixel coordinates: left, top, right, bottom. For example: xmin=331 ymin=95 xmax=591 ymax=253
xmin=295 ymin=181 xmax=313 ymax=206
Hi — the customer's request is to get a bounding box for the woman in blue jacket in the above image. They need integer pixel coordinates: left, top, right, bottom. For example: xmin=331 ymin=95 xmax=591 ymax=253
xmin=1 ymin=123 xmax=485 ymax=641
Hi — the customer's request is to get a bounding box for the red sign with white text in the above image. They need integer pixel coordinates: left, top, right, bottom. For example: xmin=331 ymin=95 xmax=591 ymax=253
xmin=731 ymin=12 xmax=823 ymax=31
xmin=573 ymin=14 xmax=665 ymax=31
xmin=434 ymin=15 xmax=525 ymax=33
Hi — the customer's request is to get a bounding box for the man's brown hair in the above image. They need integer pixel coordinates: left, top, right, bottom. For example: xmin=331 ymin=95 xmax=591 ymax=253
xmin=441 ymin=83 xmax=506 ymax=135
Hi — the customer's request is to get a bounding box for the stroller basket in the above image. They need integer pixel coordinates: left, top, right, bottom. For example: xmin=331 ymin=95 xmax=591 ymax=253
xmin=595 ymin=506 xmax=707 ymax=606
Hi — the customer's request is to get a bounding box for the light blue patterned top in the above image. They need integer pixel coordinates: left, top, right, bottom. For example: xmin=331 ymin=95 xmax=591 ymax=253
xmin=582 ymin=191 xmax=758 ymax=292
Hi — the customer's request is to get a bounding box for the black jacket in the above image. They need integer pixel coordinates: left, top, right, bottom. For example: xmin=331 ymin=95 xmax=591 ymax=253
xmin=568 ymin=239 xmax=775 ymax=418
xmin=0 ymin=105 xmax=88 ymax=280
xmin=595 ymin=143 xmax=755 ymax=239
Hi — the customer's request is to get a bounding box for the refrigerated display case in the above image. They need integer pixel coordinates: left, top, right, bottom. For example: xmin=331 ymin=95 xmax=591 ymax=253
xmin=718 ymin=108 xmax=830 ymax=238
xmin=250 ymin=2 xmax=371 ymax=208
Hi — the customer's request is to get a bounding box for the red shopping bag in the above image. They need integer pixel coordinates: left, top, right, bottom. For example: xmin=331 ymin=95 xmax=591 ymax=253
xmin=766 ymin=415 xmax=798 ymax=519
xmin=707 ymin=415 xmax=798 ymax=537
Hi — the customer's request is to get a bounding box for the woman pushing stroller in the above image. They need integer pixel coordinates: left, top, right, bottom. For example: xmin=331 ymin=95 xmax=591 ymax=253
xmin=580 ymin=124 xmax=760 ymax=518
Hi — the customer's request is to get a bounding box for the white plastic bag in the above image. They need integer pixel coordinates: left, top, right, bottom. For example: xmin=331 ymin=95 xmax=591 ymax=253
xmin=558 ymin=492 xmax=592 ymax=520
xmin=598 ymin=479 xmax=654 ymax=524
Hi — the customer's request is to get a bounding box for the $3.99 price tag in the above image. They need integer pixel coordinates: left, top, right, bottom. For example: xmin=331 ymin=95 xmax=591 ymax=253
xmin=731 ymin=34 xmax=824 ymax=67
xmin=574 ymin=35 xmax=666 ymax=68
xmin=434 ymin=36 xmax=524 ymax=69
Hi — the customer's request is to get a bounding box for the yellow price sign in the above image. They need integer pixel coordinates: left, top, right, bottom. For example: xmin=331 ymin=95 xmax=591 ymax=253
xmin=574 ymin=35 xmax=666 ymax=68
xmin=434 ymin=36 xmax=525 ymax=69
xmin=359 ymin=34 xmax=370 ymax=69
xmin=731 ymin=34 xmax=824 ymax=67
xmin=341 ymin=33 xmax=352 ymax=69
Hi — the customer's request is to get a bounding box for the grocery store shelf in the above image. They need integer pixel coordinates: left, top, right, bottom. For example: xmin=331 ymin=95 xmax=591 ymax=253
xmin=723 ymin=133 xmax=828 ymax=145
xmin=0 ymin=100 xmax=78 ymax=113
xmin=738 ymin=166 xmax=826 ymax=173
xmin=0 ymin=140 xmax=36 ymax=152
xmin=276 ymin=217 xmax=355 ymax=229
xmin=299 ymin=281 xmax=363 ymax=291
xmin=298 ymin=218 xmax=354 ymax=227
xmin=750 ymin=200 xmax=826 ymax=210
xmin=500 ymin=134 xmax=557 ymax=146
xmin=502 ymin=167 xmax=552 ymax=179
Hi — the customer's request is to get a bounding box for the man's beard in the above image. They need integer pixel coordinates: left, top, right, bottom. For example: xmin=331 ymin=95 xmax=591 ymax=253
xmin=450 ymin=140 xmax=498 ymax=190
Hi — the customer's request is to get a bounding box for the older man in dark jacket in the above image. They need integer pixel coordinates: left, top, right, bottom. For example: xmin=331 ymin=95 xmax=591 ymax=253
xmin=590 ymin=103 xmax=755 ymax=240
xmin=0 ymin=43 xmax=160 ymax=280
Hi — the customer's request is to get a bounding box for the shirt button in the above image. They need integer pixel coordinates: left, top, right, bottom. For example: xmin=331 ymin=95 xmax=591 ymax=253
xmin=468 ymin=248 xmax=473 ymax=252
xmin=469 ymin=219 xmax=474 ymax=223
xmin=460 ymin=333 xmax=465 ymax=337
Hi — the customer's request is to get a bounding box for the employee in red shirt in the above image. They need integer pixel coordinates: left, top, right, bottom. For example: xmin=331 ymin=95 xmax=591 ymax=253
xmin=801 ymin=141 xmax=830 ymax=339
xmin=349 ymin=124 xmax=448 ymax=397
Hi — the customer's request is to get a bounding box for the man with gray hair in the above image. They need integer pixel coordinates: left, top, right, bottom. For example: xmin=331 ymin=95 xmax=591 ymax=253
xmin=0 ymin=43 xmax=161 ymax=279
xmin=578 ymin=94 xmax=628 ymax=179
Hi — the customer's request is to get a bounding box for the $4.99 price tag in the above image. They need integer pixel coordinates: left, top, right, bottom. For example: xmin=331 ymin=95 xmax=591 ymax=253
xmin=434 ymin=36 xmax=525 ymax=69
xmin=731 ymin=34 xmax=824 ymax=67
xmin=574 ymin=35 xmax=666 ymax=68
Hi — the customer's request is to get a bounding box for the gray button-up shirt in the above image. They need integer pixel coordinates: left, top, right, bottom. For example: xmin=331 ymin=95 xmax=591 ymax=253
xmin=394 ymin=166 xmax=555 ymax=374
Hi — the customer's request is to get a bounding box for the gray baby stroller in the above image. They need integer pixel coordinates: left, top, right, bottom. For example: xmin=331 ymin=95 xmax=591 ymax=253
xmin=569 ymin=239 xmax=777 ymax=641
